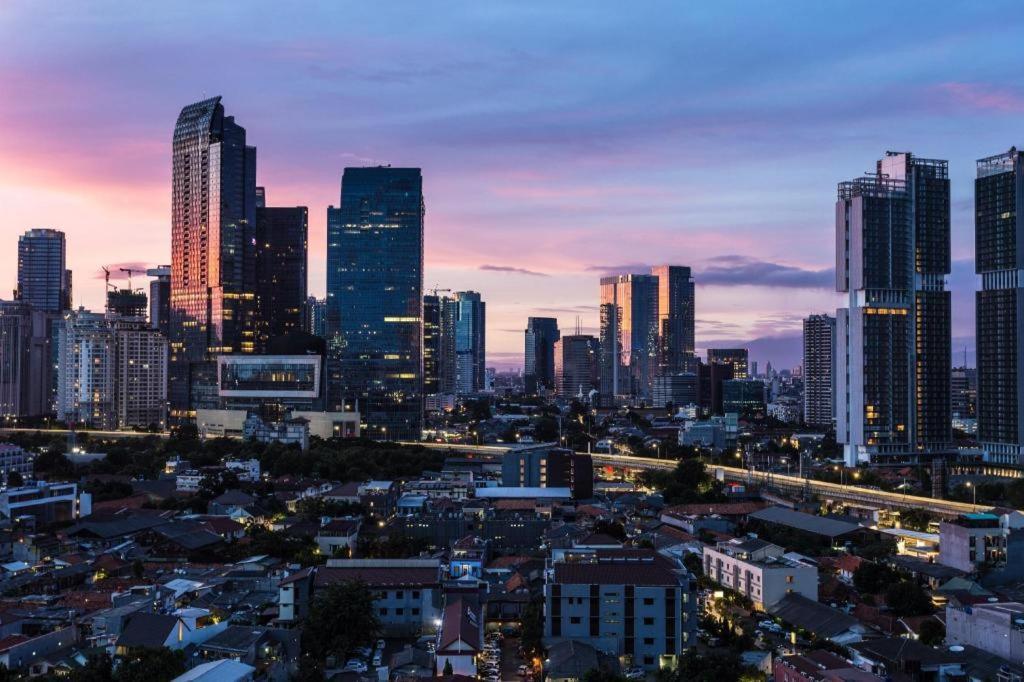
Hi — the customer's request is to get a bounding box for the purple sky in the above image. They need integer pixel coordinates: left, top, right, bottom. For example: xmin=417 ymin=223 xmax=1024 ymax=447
xmin=2 ymin=3 xmax=1023 ymax=368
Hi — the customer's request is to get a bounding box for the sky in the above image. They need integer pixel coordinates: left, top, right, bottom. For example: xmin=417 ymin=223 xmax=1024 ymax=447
xmin=2 ymin=3 xmax=1023 ymax=370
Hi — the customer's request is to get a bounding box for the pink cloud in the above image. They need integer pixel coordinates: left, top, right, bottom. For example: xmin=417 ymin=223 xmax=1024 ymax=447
xmin=934 ymin=82 xmax=1024 ymax=113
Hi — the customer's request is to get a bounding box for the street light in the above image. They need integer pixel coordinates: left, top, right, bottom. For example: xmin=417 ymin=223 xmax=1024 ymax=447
xmin=966 ymin=481 xmax=977 ymax=510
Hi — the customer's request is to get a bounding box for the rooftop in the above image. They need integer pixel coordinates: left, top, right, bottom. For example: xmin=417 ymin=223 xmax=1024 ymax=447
xmin=748 ymin=506 xmax=862 ymax=538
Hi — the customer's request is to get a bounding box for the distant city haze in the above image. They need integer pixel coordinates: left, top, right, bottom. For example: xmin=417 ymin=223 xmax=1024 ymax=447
xmin=4 ymin=4 xmax=1020 ymax=369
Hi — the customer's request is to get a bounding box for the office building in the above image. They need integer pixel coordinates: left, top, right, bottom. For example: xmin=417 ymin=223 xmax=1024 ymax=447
xmin=599 ymin=274 xmax=659 ymax=401
xmin=722 ymin=379 xmax=766 ymax=415
xmin=17 ymin=229 xmax=70 ymax=313
xmin=255 ymin=192 xmax=308 ymax=347
xmin=802 ymin=314 xmax=835 ymax=428
xmin=553 ymin=334 xmax=599 ymax=400
xmin=951 ymin=367 xmax=977 ymax=419
xmin=703 ymin=538 xmax=818 ymax=611
xmin=169 ymin=96 xmax=258 ymax=415
xmin=304 ymin=297 xmax=326 ymax=338
xmin=698 ymin=360 xmax=734 ymax=415
xmin=147 ymin=266 xmax=171 ymax=335
xmin=977 ymin=149 xmax=1024 ymax=464
xmin=423 ymin=293 xmax=456 ymax=395
xmin=836 ymin=152 xmax=951 ymax=466
xmin=524 ymin=317 xmax=560 ymax=394
xmin=0 ymin=481 xmax=90 ymax=523
xmin=454 ymin=291 xmax=485 ymax=395
xmin=0 ymin=445 xmax=33 ymax=482
xmin=0 ymin=301 xmax=57 ymax=418
xmin=544 ymin=550 xmax=697 ymax=670
xmin=651 ymin=373 xmax=698 ymax=409
xmin=216 ymin=353 xmax=323 ymax=416
xmin=325 ymin=167 xmax=423 ymax=440
xmin=706 ymin=348 xmax=748 ymax=380
xmin=113 ymin=318 xmax=169 ymax=430
xmin=651 ymin=265 xmax=696 ymax=374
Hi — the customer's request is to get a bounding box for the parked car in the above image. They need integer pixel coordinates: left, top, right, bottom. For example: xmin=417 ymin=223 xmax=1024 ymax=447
xmin=517 ymin=664 xmax=531 ymax=676
xmin=343 ymin=660 xmax=368 ymax=673
xmin=376 ymin=639 xmax=386 ymax=651
xmin=625 ymin=667 xmax=645 ymax=679
xmin=372 ymin=651 xmax=383 ymax=667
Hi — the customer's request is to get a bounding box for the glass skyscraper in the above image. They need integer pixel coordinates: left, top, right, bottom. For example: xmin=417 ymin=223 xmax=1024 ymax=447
xmin=255 ymin=190 xmax=308 ymax=348
xmin=524 ymin=317 xmax=560 ymax=394
xmin=424 ymin=293 xmax=456 ymax=395
xmin=17 ymin=229 xmax=70 ymax=313
xmin=599 ymin=274 xmax=659 ymax=401
xmin=976 ymin=148 xmax=1024 ymax=464
xmin=326 ymin=167 xmax=424 ymax=440
xmin=454 ymin=291 xmax=486 ymax=395
xmin=169 ymin=96 xmax=258 ymax=414
xmin=835 ymin=152 xmax=951 ymax=466
xmin=651 ymin=265 xmax=695 ymax=374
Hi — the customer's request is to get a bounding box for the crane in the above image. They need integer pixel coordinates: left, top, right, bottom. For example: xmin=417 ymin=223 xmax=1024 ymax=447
xmin=119 ymin=267 xmax=140 ymax=291
xmin=101 ymin=266 xmax=112 ymax=292
xmin=429 ymin=286 xmax=451 ymax=297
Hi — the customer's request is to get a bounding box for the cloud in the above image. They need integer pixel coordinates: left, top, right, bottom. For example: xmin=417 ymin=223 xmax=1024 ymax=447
xmin=698 ymin=255 xmax=833 ymax=289
xmin=92 ymin=262 xmax=156 ymax=281
xmin=585 ymin=263 xmax=653 ymax=277
xmin=479 ymin=264 xmax=549 ymax=277
xmin=534 ymin=305 xmax=597 ymax=314
xmin=934 ymin=82 xmax=1024 ymax=113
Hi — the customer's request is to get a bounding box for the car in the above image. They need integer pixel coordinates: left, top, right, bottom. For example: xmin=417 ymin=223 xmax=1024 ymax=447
xmin=354 ymin=646 xmax=373 ymax=658
xmin=376 ymin=639 xmax=386 ymax=651
xmin=758 ymin=620 xmax=774 ymax=629
xmin=625 ymin=667 xmax=645 ymax=679
xmin=343 ymin=660 xmax=368 ymax=673
xmin=372 ymin=652 xmax=383 ymax=667
xmin=517 ymin=664 xmax=531 ymax=676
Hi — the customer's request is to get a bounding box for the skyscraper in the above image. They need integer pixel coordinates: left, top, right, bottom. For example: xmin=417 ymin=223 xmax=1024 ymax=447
xmin=802 ymin=314 xmax=835 ymax=428
xmin=454 ymin=291 xmax=486 ymax=395
xmin=599 ymin=274 xmax=659 ymax=401
xmin=976 ymin=148 xmax=1024 ymax=463
xmin=650 ymin=265 xmax=695 ymax=374
xmin=0 ymin=301 xmax=32 ymax=418
xmin=255 ymin=192 xmax=308 ymax=347
xmin=147 ymin=266 xmax=171 ymax=335
xmin=554 ymin=335 xmax=599 ymax=400
xmin=326 ymin=167 xmax=423 ymax=439
xmin=707 ymin=348 xmax=749 ymax=380
xmin=304 ymin=296 xmax=327 ymax=338
xmin=423 ymin=293 xmax=456 ymax=395
xmin=836 ymin=151 xmax=951 ymax=466
xmin=169 ymin=96 xmax=258 ymax=414
xmin=524 ymin=317 xmax=560 ymax=394
xmin=17 ymin=229 xmax=70 ymax=313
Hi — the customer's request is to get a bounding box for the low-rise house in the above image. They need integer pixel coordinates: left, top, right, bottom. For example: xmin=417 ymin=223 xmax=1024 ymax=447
xmin=314 ymin=518 xmax=360 ymax=557
xmin=172 ymin=659 xmax=255 ymax=682
xmin=115 ymin=613 xmax=192 ymax=653
xmin=849 ymin=638 xmax=965 ymax=680
xmin=747 ymin=506 xmax=867 ymax=548
xmin=769 ymin=594 xmax=866 ymax=645
xmin=545 ymin=640 xmax=620 ymax=682
xmin=450 ymin=535 xmax=488 ymax=579
xmin=199 ymin=625 xmax=278 ymax=666
xmin=544 ymin=549 xmax=697 ymax=670
xmin=774 ymin=650 xmax=881 ymax=682
xmin=278 ymin=559 xmax=442 ymax=636
xmin=435 ymin=592 xmax=483 ymax=677
xmin=703 ymin=538 xmax=818 ymax=611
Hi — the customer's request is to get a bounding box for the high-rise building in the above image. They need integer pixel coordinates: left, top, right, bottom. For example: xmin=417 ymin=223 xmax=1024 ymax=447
xmin=650 ymin=265 xmax=696 ymax=374
xmin=169 ymin=96 xmax=258 ymax=415
xmin=454 ymin=291 xmax=486 ymax=395
xmin=652 ymin=373 xmax=698 ymax=409
xmin=17 ymin=229 xmax=70 ymax=313
xmin=553 ymin=335 xmax=599 ymax=400
xmin=147 ymin=266 xmax=171 ymax=335
xmin=599 ymin=274 xmax=659 ymax=401
xmin=951 ymin=367 xmax=977 ymax=420
xmin=976 ymin=148 xmax=1024 ymax=463
xmin=255 ymin=191 xmax=308 ymax=347
xmin=0 ymin=301 xmax=32 ymax=418
xmin=524 ymin=317 xmax=560 ymax=394
xmin=423 ymin=294 xmax=456 ymax=395
xmin=326 ymin=167 xmax=423 ymax=440
xmin=698 ymin=360 xmax=734 ymax=415
xmin=304 ymin=296 xmax=327 ymax=338
xmin=707 ymin=348 xmax=749 ymax=379
xmin=57 ymin=310 xmax=167 ymax=430
xmin=722 ymin=379 xmax=766 ymax=416
xmin=836 ymin=152 xmax=951 ymax=466
xmin=802 ymin=314 xmax=835 ymax=428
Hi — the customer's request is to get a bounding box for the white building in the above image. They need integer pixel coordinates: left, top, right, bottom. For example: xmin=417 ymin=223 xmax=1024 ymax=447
xmin=224 ymin=458 xmax=260 ymax=482
xmin=703 ymin=537 xmax=818 ymax=611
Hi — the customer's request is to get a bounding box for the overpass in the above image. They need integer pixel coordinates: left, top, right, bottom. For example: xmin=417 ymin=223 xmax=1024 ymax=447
xmin=590 ymin=452 xmax=991 ymax=519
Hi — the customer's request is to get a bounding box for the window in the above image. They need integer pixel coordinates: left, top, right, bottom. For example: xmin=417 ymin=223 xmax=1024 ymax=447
xmin=570 ymin=617 xmax=581 ymax=624
xmin=786 ymin=575 xmax=794 ymax=584
xmin=412 ymin=591 xmax=420 ymax=599
xmin=412 ymin=608 xmax=420 ymax=616
xmin=379 ymin=608 xmax=388 ymax=616
xmin=644 ymin=656 xmax=654 ymax=665
xmin=396 ymin=608 xmax=404 ymax=615
xmin=396 ymin=590 xmax=404 ymax=598
xmin=643 ymin=617 xmax=654 ymax=626
xmin=643 ymin=638 xmax=654 ymax=645
xmin=642 ymin=598 xmax=654 ymax=606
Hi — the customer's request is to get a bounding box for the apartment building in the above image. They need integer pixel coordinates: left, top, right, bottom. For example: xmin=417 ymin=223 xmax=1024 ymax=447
xmin=702 ymin=537 xmax=818 ymax=611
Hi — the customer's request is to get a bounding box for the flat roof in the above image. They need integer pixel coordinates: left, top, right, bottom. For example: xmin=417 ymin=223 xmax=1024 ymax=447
xmin=748 ymin=506 xmax=861 ymax=538
xmin=474 ymin=487 xmax=571 ymax=499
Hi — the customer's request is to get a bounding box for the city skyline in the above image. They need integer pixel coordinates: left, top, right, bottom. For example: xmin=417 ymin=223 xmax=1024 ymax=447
xmin=5 ymin=4 xmax=1024 ymax=368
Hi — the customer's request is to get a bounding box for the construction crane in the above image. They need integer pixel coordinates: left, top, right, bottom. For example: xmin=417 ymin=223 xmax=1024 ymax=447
xmin=101 ymin=266 xmax=113 ymax=292
xmin=429 ymin=286 xmax=451 ymax=297
xmin=119 ymin=267 xmax=140 ymax=291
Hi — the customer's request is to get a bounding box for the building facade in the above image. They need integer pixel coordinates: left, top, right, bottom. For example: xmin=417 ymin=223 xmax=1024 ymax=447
xmin=147 ymin=266 xmax=171 ymax=336
xmin=524 ymin=317 xmax=560 ymax=395
xmin=553 ymin=335 xmax=599 ymax=400
xmin=802 ymin=314 xmax=835 ymax=428
xmin=836 ymin=152 xmax=951 ymax=466
xmin=325 ymin=167 xmax=424 ymax=440
xmin=454 ymin=291 xmax=485 ymax=395
xmin=255 ymin=195 xmax=308 ymax=348
xmin=599 ymin=274 xmax=659 ymax=401
xmin=651 ymin=265 xmax=696 ymax=375
xmin=169 ymin=97 xmax=259 ymax=415
xmin=423 ymin=294 xmax=457 ymax=396
xmin=702 ymin=538 xmax=818 ymax=611
xmin=706 ymin=348 xmax=749 ymax=380
xmin=976 ymin=149 xmax=1024 ymax=464
xmin=17 ymin=229 xmax=70 ymax=313
xmin=651 ymin=373 xmax=698 ymax=409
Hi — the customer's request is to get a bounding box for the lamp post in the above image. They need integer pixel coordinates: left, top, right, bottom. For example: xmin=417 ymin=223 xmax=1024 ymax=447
xmin=966 ymin=481 xmax=977 ymax=510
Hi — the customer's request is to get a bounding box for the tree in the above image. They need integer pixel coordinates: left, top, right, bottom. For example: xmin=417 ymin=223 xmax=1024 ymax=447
xmin=884 ymin=580 xmax=933 ymax=617
xmin=442 ymin=659 xmax=454 ymax=676
xmin=116 ymin=647 xmax=186 ymax=682
xmin=582 ymin=668 xmax=627 ymax=682
xmin=683 ymin=552 xmax=703 ymax=578
xmin=520 ymin=596 xmax=544 ymax=657
xmin=132 ymin=559 xmax=144 ymax=579
xmin=853 ymin=561 xmax=900 ymax=595
xmin=5 ymin=471 xmax=22 ymax=487
xmin=660 ymin=650 xmax=744 ymax=682
xmin=918 ymin=618 xmax=945 ymax=646
xmin=69 ymin=652 xmax=113 ymax=682
xmin=302 ymin=581 xmax=380 ymax=666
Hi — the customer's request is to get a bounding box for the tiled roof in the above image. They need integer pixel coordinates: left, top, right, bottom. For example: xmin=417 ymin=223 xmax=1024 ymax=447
xmin=117 ymin=613 xmax=182 ymax=648
xmin=314 ymin=566 xmax=439 ymax=588
xmin=663 ymin=501 xmax=766 ymax=517
xmin=437 ymin=595 xmax=481 ymax=653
